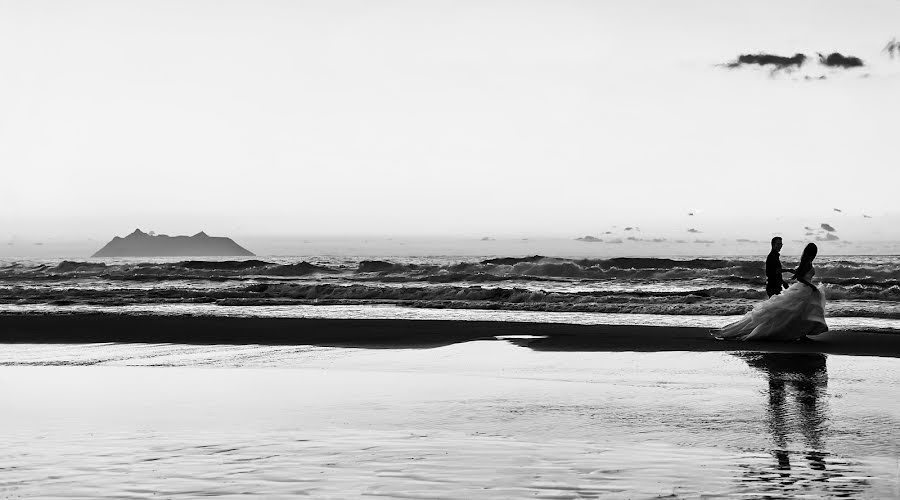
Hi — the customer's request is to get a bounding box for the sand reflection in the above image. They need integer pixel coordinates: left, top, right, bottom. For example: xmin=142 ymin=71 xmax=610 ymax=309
xmin=734 ymin=352 xmax=870 ymax=496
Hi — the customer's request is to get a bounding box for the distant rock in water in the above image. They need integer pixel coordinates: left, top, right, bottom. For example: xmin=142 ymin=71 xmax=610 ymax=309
xmin=92 ymin=229 xmax=255 ymax=257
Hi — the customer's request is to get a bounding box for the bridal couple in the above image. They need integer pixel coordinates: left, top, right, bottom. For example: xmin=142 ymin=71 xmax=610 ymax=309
xmin=713 ymin=237 xmax=828 ymax=341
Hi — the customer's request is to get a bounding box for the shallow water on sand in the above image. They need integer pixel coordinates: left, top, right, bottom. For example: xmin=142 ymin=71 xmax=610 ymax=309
xmin=1 ymin=342 xmax=899 ymax=498
xmin=3 ymin=303 xmax=900 ymax=332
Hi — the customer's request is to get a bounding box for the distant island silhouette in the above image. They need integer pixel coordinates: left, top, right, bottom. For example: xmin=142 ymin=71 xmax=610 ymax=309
xmin=92 ymin=229 xmax=254 ymax=257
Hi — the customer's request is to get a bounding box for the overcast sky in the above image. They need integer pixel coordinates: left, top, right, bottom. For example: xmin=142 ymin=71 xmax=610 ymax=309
xmin=2 ymin=0 xmax=899 ymax=254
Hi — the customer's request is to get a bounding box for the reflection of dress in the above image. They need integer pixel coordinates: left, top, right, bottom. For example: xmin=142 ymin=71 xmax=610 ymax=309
xmin=714 ymin=268 xmax=828 ymax=341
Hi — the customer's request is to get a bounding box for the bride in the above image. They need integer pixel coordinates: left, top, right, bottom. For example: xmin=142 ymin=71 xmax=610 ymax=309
xmin=713 ymin=243 xmax=828 ymax=341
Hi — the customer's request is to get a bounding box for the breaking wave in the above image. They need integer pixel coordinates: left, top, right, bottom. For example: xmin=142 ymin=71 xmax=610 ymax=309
xmin=3 ymin=256 xmax=900 ymax=285
xmin=2 ymin=255 xmax=899 ymax=319
xmin=2 ymin=282 xmax=899 ymax=318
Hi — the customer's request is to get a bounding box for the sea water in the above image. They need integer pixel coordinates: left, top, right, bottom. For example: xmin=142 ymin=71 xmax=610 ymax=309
xmin=2 ymin=254 xmax=900 ymax=331
xmin=1 ymin=343 xmax=898 ymax=498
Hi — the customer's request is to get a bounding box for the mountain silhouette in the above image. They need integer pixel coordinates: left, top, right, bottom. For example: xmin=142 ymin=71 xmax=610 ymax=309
xmin=92 ymin=229 xmax=254 ymax=257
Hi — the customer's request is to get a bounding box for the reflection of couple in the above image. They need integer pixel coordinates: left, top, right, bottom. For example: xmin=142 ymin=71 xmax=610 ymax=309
xmin=736 ymin=353 xmax=872 ymax=495
xmin=738 ymin=353 xmax=829 ymax=470
xmin=714 ymin=237 xmax=828 ymax=341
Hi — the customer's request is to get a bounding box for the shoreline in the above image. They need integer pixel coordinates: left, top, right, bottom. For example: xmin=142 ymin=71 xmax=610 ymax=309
xmin=2 ymin=314 xmax=900 ymax=358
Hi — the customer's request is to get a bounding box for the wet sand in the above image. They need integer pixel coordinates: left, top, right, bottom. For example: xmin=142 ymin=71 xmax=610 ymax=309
xmin=2 ymin=343 xmax=900 ymax=498
xmin=2 ymin=313 xmax=900 ymax=357
xmin=3 ymin=314 xmax=900 ymax=497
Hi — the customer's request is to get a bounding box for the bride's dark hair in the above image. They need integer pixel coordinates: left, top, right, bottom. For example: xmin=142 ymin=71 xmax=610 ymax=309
xmin=793 ymin=243 xmax=818 ymax=280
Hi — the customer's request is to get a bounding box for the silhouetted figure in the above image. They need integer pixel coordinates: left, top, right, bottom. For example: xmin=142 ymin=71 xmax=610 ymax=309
xmin=713 ymin=242 xmax=828 ymax=341
xmin=766 ymin=236 xmax=790 ymax=297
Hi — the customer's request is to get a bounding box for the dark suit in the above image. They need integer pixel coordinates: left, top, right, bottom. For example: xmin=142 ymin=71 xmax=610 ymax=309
xmin=766 ymin=251 xmax=788 ymax=297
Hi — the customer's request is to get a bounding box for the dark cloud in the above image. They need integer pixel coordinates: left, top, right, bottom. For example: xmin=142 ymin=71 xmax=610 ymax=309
xmin=687 ymin=228 xmax=702 ymax=233
xmin=820 ymin=223 xmax=836 ymax=232
xmin=606 ymin=238 xmax=623 ymax=244
xmin=724 ymin=52 xmax=865 ymax=75
xmin=805 ymin=232 xmax=814 ymax=236
xmin=480 ymin=237 xmax=495 ymax=241
xmin=688 ymin=212 xmax=694 ymax=216
xmin=626 ymin=236 xmax=640 ymax=241
xmin=818 ymin=52 xmax=864 ymax=68
xmin=833 ymin=208 xmax=842 ymax=213
xmin=726 ymin=53 xmax=806 ymax=70
xmin=575 ymin=235 xmax=602 ymax=243
xmin=735 ymin=238 xmax=757 ymax=243
xmin=695 ymin=239 xmax=715 ymax=244
xmin=651 ymin=238 xmax=667 ymax=243
xmin=817 ymin=233 xmax=840 ymax=241
xmin=804 ymin=226 xmax=814 ymax=231
xmin=863 ymin=214 xmax=872 ymax=219
xmin=624 ymin=227 xmax=634 ymax=231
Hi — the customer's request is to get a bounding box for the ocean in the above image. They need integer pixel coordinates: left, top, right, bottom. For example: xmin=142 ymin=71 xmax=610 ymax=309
xmin=2 ymin=254 xmax=899 ymax=332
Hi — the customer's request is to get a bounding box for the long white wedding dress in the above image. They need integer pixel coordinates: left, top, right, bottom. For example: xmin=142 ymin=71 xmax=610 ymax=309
xmin=713 ymin=268 xmax=828 ymax=341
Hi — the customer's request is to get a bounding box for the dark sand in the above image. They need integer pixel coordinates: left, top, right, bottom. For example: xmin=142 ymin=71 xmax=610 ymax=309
xmin=2 ymin=314 xmax=899 ymax=357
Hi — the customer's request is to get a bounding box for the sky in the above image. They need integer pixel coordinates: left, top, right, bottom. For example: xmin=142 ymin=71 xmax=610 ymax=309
xmin=2 ymin=0 xmax=899 ymax=256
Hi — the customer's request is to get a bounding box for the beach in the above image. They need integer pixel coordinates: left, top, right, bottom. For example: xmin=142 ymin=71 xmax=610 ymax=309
xmin=2 ymin=313 xmax=900 ymax=498
xmin=3 ymin=313 xmax=900 ymax=357
xmin=3 ymin=255 xmax=900 ymax=497
xmin=2 ymin=328 xmax=900 ymax=498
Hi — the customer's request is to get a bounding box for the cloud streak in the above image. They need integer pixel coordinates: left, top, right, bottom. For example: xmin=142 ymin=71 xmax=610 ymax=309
xmin=726 ymin=53 xmax=806 ymax=70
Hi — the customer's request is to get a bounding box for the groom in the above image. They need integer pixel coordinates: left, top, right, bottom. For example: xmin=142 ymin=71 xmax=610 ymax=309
xmin=766 ymin=236 xmax=791 ymax=297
